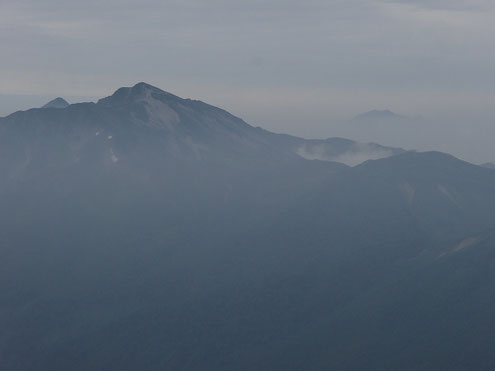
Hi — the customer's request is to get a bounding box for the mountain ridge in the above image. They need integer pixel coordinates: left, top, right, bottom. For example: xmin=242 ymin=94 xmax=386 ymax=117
xmin=0 ymin=82 xmax=407 ymax=166
xmin=2 ymin=82 xmax=495 ymax=370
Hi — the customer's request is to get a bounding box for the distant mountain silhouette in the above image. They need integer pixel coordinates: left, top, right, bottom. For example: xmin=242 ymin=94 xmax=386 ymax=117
xmin=352 ymin=109 xmax=405 ymax=122
xmin=41 ymin=97 xmax=69 ymax=109
xmin=2 ymin=83 xmax=495 ymax=371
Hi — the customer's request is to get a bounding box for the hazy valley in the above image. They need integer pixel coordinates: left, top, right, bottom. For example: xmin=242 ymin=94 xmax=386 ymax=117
xmin=1 ymin=83 xmax=495 ymax=370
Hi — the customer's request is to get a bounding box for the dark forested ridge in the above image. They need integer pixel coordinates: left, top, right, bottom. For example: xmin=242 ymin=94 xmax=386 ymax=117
xmin=1 ymin=83 xmax=495 ymax=370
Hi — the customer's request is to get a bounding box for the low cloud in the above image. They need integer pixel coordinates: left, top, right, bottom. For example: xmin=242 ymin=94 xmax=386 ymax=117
xmin=297 ymin=142 xmax=396 ymax=166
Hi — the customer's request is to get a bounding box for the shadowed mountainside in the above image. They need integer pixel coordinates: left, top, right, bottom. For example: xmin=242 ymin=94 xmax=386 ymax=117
xmin=1 ymin=83 xmax=495 ymax=370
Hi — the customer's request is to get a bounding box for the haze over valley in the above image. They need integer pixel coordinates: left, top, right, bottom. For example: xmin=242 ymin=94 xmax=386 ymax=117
xmin=1 ymin=82 xmax=495 ymax=370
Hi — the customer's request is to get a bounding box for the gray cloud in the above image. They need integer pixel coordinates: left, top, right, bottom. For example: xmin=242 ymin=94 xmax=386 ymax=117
xmin=1 ymin=0 xmax=493 ymax=92
xmin=384 ymin=0 xmax=493 ymax=11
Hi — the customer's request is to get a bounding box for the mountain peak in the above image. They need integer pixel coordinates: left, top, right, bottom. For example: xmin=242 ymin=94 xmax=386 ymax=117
xmin=97 ymin=82 xmax=181 ymax=107
xmin=42 ymin=97 xmax=69 ymax=109
xmin=352 ymin=109 xmax=404 ymax=122
xmin=133 ymin=82 xmax=161 ymax=91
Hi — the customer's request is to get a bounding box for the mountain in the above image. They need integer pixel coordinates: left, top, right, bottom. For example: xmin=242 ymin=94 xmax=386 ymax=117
xmin=2 ymin=83 xmax=495 ymax=370
xmin=1 ymin=82 xmax=402 ymax=167
xmin=41 ymin=97 xmax=70 ymax=109
xmin=352 ymin=109 xmax=405 ymax=122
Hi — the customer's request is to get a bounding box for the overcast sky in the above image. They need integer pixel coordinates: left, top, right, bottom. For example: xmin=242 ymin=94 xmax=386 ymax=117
xmin=1 ymin=0 xmax=494 ymax=161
